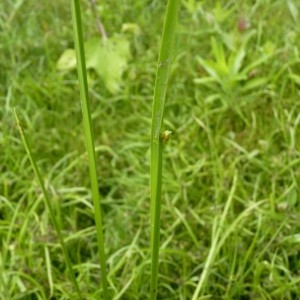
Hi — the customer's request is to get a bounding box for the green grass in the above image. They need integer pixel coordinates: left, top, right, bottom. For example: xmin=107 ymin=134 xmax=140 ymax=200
xmin=14 ymin=109 xmax=82 ymax=298
xmin=1 ymin=0 xmax=300 ymax=299
xmin=71 ymin=0 xmax=108 ymax=298
xmin=150 ymin=1 xmax=179 ymax=299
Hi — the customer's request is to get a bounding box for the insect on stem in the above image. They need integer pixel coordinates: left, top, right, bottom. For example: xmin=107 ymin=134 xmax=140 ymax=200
xmin=160 ymin=130 xmax=172 ymax=142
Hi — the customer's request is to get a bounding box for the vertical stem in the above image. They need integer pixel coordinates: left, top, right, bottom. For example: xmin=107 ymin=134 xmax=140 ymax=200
xmin=150 ymin=139 xmax=163 ymax=299
xmin=150 ymin=1 xmax=180 ymax=299
xmin=71 ymin=0 xmax=109 ymax=298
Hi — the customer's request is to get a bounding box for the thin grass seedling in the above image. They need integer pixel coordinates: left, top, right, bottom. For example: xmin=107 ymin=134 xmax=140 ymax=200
xmin=150 ymin=1 xmax=180 ymax=299
xmin=14 ymin=110 xmax=82 ymax=298
xmin=71 ymin=0 xmax=108 ymax=298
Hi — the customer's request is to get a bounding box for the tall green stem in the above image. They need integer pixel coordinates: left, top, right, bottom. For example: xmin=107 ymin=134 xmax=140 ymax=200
xmin=150 ymin=1 xmax=180 ymax=299
xmin=71 ymin=0 xmax=108 ymax=298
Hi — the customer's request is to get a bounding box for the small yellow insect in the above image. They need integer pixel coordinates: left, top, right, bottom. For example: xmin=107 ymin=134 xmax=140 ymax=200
xmin=160 ymin=130 xmax=172 ymax=142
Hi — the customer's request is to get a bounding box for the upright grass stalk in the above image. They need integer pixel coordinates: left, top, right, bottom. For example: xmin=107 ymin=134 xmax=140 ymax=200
xmin=71 ymin=0 xmax=108 ymax=298
xmin=150 ymin=1 xmax=180 ymax=299
xmin=14 ymin=111 xmax=82 ymax=298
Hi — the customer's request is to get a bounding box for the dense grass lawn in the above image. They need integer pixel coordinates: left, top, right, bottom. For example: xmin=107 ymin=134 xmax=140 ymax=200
xmin=1 ymin=0 xmax=300 ymax=299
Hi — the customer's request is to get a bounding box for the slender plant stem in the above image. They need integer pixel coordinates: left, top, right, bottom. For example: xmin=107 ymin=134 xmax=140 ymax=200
xmin=150 ymin=1 xmax=180 ymax=299
xmin=71 ymin=0 xmax=109 ymax=298
xmin=14 ymin=111 xmax=82 ymax=299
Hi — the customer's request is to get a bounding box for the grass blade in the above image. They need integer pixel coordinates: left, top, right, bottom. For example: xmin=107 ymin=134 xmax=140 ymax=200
xmin=14 ymin=110 xmax=82 ymax=298
xmin=191 ymin=172 xmax=238 ymax=300
xmin=150 ymin=1 xmax=180 ymax=299
xmin=70 ymin=0 xmax=108 ymax=298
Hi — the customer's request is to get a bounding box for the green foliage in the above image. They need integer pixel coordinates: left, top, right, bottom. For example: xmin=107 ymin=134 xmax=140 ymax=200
xmin=57 ymin=35 xmax=131 ymax=94
xmin=194 ymin=31 xmax=273 ymax=113
xmin=14 ymin=110 xmax=82 ymax=298
xmin=1 ymin=0 xmax=300 ymax=299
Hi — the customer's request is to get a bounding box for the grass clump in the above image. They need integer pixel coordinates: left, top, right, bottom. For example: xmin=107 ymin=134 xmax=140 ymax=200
xmin=1 ymin=0 xmax=300 ymax=299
